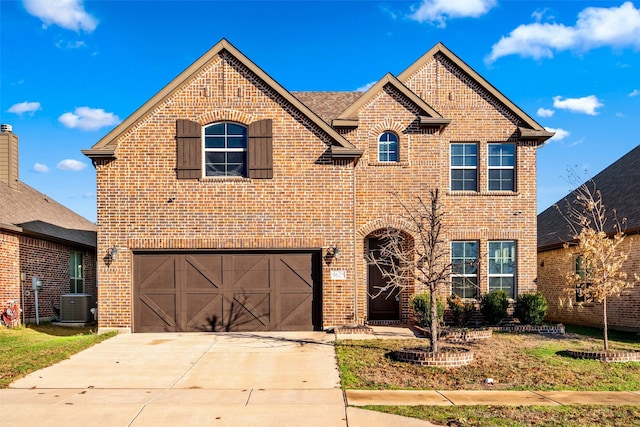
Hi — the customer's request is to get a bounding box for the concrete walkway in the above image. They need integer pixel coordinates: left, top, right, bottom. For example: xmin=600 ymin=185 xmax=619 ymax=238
xmin=346 ymin=389 xmax=640 ymax=406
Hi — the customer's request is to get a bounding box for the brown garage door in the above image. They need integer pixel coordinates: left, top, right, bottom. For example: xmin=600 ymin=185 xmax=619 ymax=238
xmin=134 ymin=252 xmax=322 ymax=332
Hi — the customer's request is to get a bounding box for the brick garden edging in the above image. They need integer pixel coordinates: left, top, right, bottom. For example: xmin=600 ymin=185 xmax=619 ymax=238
xmin=491 ymin=324 xmax=565 ymax=334
xmin=334 ymin=325 xmax=373 ymax=334
xmin=394 ymin=347 xmax=474 ymax=367
xmin=566 ymin=349 xmax=640 ymax=363
xmin=414 ymin=325 xmax=493 ymax=342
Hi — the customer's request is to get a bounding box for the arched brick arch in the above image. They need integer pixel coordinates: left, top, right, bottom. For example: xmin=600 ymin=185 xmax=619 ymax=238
xmin=369 ymin=119 xmax=405 ymax=138
xmin=357 ymin=216 xmax=414 ymax=238
xmin=195 ymin=110 xmax=254 ymax=126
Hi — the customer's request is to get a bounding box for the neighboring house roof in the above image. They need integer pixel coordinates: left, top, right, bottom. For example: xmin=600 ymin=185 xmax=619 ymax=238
xmin=292 ymin=91 xmax=364 ymax=123
xmin=83 ymin=39 xmax=360 ymax=160
xmin=538 ymin=144 xmax=640 ymax=251
xmin=0 ymin=181 xmax=96 ymax=248
xmin=398 ymin=42 xmax=552 ymax=143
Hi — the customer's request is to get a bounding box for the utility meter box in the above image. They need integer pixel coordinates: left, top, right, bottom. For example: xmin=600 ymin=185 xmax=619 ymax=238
xmin=32 ymin=277 xmax=42 ymax=291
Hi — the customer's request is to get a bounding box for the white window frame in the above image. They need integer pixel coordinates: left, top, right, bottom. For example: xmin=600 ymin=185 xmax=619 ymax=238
xmin=450 ymin=143 xmax=478 ymax=191
xmin=487 ymin=143 xmax=515 ymax=192
xmin=451 ymin=241 xmax=479 ymax=299
xmin=487 ymin=241 xmax=516 ymax=298
xmin=202 ymin=122 xmax=248 ymax=177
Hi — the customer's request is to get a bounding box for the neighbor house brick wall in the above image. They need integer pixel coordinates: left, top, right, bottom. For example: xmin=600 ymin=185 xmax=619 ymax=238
xmin=0 ymin=229 xmax=96 ymax=323
xmin=0 ymin=231 xmax=20 ymax=310
xmin=537 ymin=234 xmax=640 ymax=332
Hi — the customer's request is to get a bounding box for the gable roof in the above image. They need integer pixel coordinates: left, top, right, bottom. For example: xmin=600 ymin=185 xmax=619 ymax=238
xmin=83 ymin=39 xmax=359 ymax=160
xmin=0 ymin=181 xmax=96 ymax=248
xmin=398 ymin=42 xmax=553 ymax=143
xmin=333 ymin=73 xmax=451 ymax=129
xmin=538 ymin=144 xmax=640 ymax=251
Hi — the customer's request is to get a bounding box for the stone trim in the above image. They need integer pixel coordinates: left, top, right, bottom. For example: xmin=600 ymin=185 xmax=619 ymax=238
xmin=127 ymin=236 xmax=325 ymax=250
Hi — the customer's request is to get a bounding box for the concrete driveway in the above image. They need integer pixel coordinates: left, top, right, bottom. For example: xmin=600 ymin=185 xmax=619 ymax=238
xmin=2 ymin=331 xmax=348 ymax=426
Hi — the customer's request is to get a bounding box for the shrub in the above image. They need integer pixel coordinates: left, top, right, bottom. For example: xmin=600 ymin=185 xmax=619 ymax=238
xmin=409 ymin=291 xmax=444 ymax=328
xmin=514 ymin=292 xmax=548 ymax=325
xmin=479 ymin=290 xmax=509 ymax=325
xmin=447 ymin=295 xmax=476 ymax=327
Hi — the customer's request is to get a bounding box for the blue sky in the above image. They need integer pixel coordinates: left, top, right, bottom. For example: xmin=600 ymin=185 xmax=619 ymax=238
xmin=2 ymin=0 xmax=640 ymax=223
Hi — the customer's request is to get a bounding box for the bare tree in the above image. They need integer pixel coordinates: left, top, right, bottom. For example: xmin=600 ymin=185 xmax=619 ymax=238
xmin=559 ymin=179 xmax=639 ymax=351
xmin=367 ymin=188 xmax=451 ymax=352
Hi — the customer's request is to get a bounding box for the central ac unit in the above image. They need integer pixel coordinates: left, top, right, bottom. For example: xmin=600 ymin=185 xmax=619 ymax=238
xmin=60 ymin=293 xmax=93 ymax=322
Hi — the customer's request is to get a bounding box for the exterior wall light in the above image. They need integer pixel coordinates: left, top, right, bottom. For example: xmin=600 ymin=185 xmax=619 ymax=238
xmin=103 ymin=246 xmax=118 ymax=266
xmin=327 ymin=246 xmax=340 ymax=259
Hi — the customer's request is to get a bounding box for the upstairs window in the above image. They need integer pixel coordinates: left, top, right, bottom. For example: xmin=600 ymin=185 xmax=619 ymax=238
xmin=204 ymin=123 xmax=248 ymax=177
xmin=488 ymin=143 xmax=515 ymax=191
xmin=488 ymin=241 xmax=516 ymax=299
xmin=451 ymin=241 xmax=479 ymax=299
xmin=378 ymin=132 xmax=398 ymax=162
xmin=450 ymin=143 xmax=477 ymax=191
xmin=70 ymin=251 xmax=83 ymax=294
xmin=176 ymin=119 xmax=273 ymax=180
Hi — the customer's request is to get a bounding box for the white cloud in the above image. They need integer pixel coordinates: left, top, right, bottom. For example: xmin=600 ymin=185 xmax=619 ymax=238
xmin=487 ymin=2 xmax=640 ymax=63
xmin=537 ymin=107 xmax=554 ymax=118
xmin=55 ymin=39 xmax=87 ymax=49
xmin=629 ymin=89 xmax=640 ymax=97
xmin=552 ymin=95 xmax=603 ymax=115
xmin=409 ymin=0 xmax=496 ymax=27
xmin=356 ymin=81 xmax=377 ymax=92
xmin=32 ymin=163 xmax=49 ymax=173
xmin=81 ymin=192 xmax=94 ymax=199
xmin=57 ymin=159 xmax=87 ymax=171
xmin=58 ymin=106 xmax=120 ymax=130
xmin=23 ymin=0 xmax=98 ymax=32
xmin=8 ymin=101 xmax=41 ymax=115
xmin=544 ymin=127 xmax=570 ymax=142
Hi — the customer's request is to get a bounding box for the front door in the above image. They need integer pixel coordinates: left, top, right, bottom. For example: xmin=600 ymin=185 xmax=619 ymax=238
xmin=367 ymin=237 xmax=400 ymax=321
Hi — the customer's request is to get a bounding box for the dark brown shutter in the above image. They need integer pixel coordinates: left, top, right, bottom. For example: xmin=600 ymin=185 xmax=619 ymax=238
xmin=248 ymin=119 xmax=273 ymax=179
xmin=176 ymin=119 xmax=202 ymax=179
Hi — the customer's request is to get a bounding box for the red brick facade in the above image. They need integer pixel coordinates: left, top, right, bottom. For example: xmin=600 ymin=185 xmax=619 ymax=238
xmin=538 ymin=234 xmax=640 ymax=332
xmin=0 ymin=229 xmax=96 ymax=323
xmin=85 ymin=40 xmax=548 ymax=333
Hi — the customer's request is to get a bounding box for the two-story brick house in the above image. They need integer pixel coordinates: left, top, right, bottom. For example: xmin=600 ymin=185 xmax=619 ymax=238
xmin=83 ymin=39 xmax=552 ymax=333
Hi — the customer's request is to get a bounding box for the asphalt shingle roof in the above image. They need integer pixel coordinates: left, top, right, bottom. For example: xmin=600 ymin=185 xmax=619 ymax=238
xmin=291 ymin=91 xmax=364 ymax=123
xmin=538 ymin=144 xmax=640 ymax=250
xmin=0 ymin=181 xmax=96 ymax=248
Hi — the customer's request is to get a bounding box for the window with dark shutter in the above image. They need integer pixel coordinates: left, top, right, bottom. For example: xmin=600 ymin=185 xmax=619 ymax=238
xmin=176 ymin=119 xmax=202 ymax=179
xmin=248 ymin=119 xmax=273 ymax=179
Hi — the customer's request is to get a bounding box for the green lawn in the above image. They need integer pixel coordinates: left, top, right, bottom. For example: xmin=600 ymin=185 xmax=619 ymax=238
xmin=0 ymin=323 xmax=116 ymax=388
xmin=337 ymin=325 xmax=640 ymax=426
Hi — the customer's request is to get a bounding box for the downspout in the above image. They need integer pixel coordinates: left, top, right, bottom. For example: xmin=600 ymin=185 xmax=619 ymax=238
xmin=353 ymin=158 xmax=358 ymax=326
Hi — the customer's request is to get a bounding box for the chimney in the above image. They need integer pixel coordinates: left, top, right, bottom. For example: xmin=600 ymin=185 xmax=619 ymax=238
xmin=0 ymin=124 xmax=19 ymax=190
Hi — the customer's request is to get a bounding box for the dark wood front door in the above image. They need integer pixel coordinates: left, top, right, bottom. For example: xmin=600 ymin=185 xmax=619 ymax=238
xmin=134 ymin=252 xmax=321 ymax=332
xmin=367 ymin=237 xmax=400 ymax=321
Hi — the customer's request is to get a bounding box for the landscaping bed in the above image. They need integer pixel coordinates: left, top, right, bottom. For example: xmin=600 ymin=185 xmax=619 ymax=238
xmin=336 ymin=329 xmax=640 ymax=391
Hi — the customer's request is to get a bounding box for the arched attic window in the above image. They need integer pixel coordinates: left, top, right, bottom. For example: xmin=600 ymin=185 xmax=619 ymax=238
xmin=378 ymin=131 xmax=398 ymax=162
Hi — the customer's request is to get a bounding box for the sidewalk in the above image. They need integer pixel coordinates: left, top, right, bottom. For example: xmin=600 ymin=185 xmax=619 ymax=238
xmin=346 ymin=389 xmax=640 ymax=406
